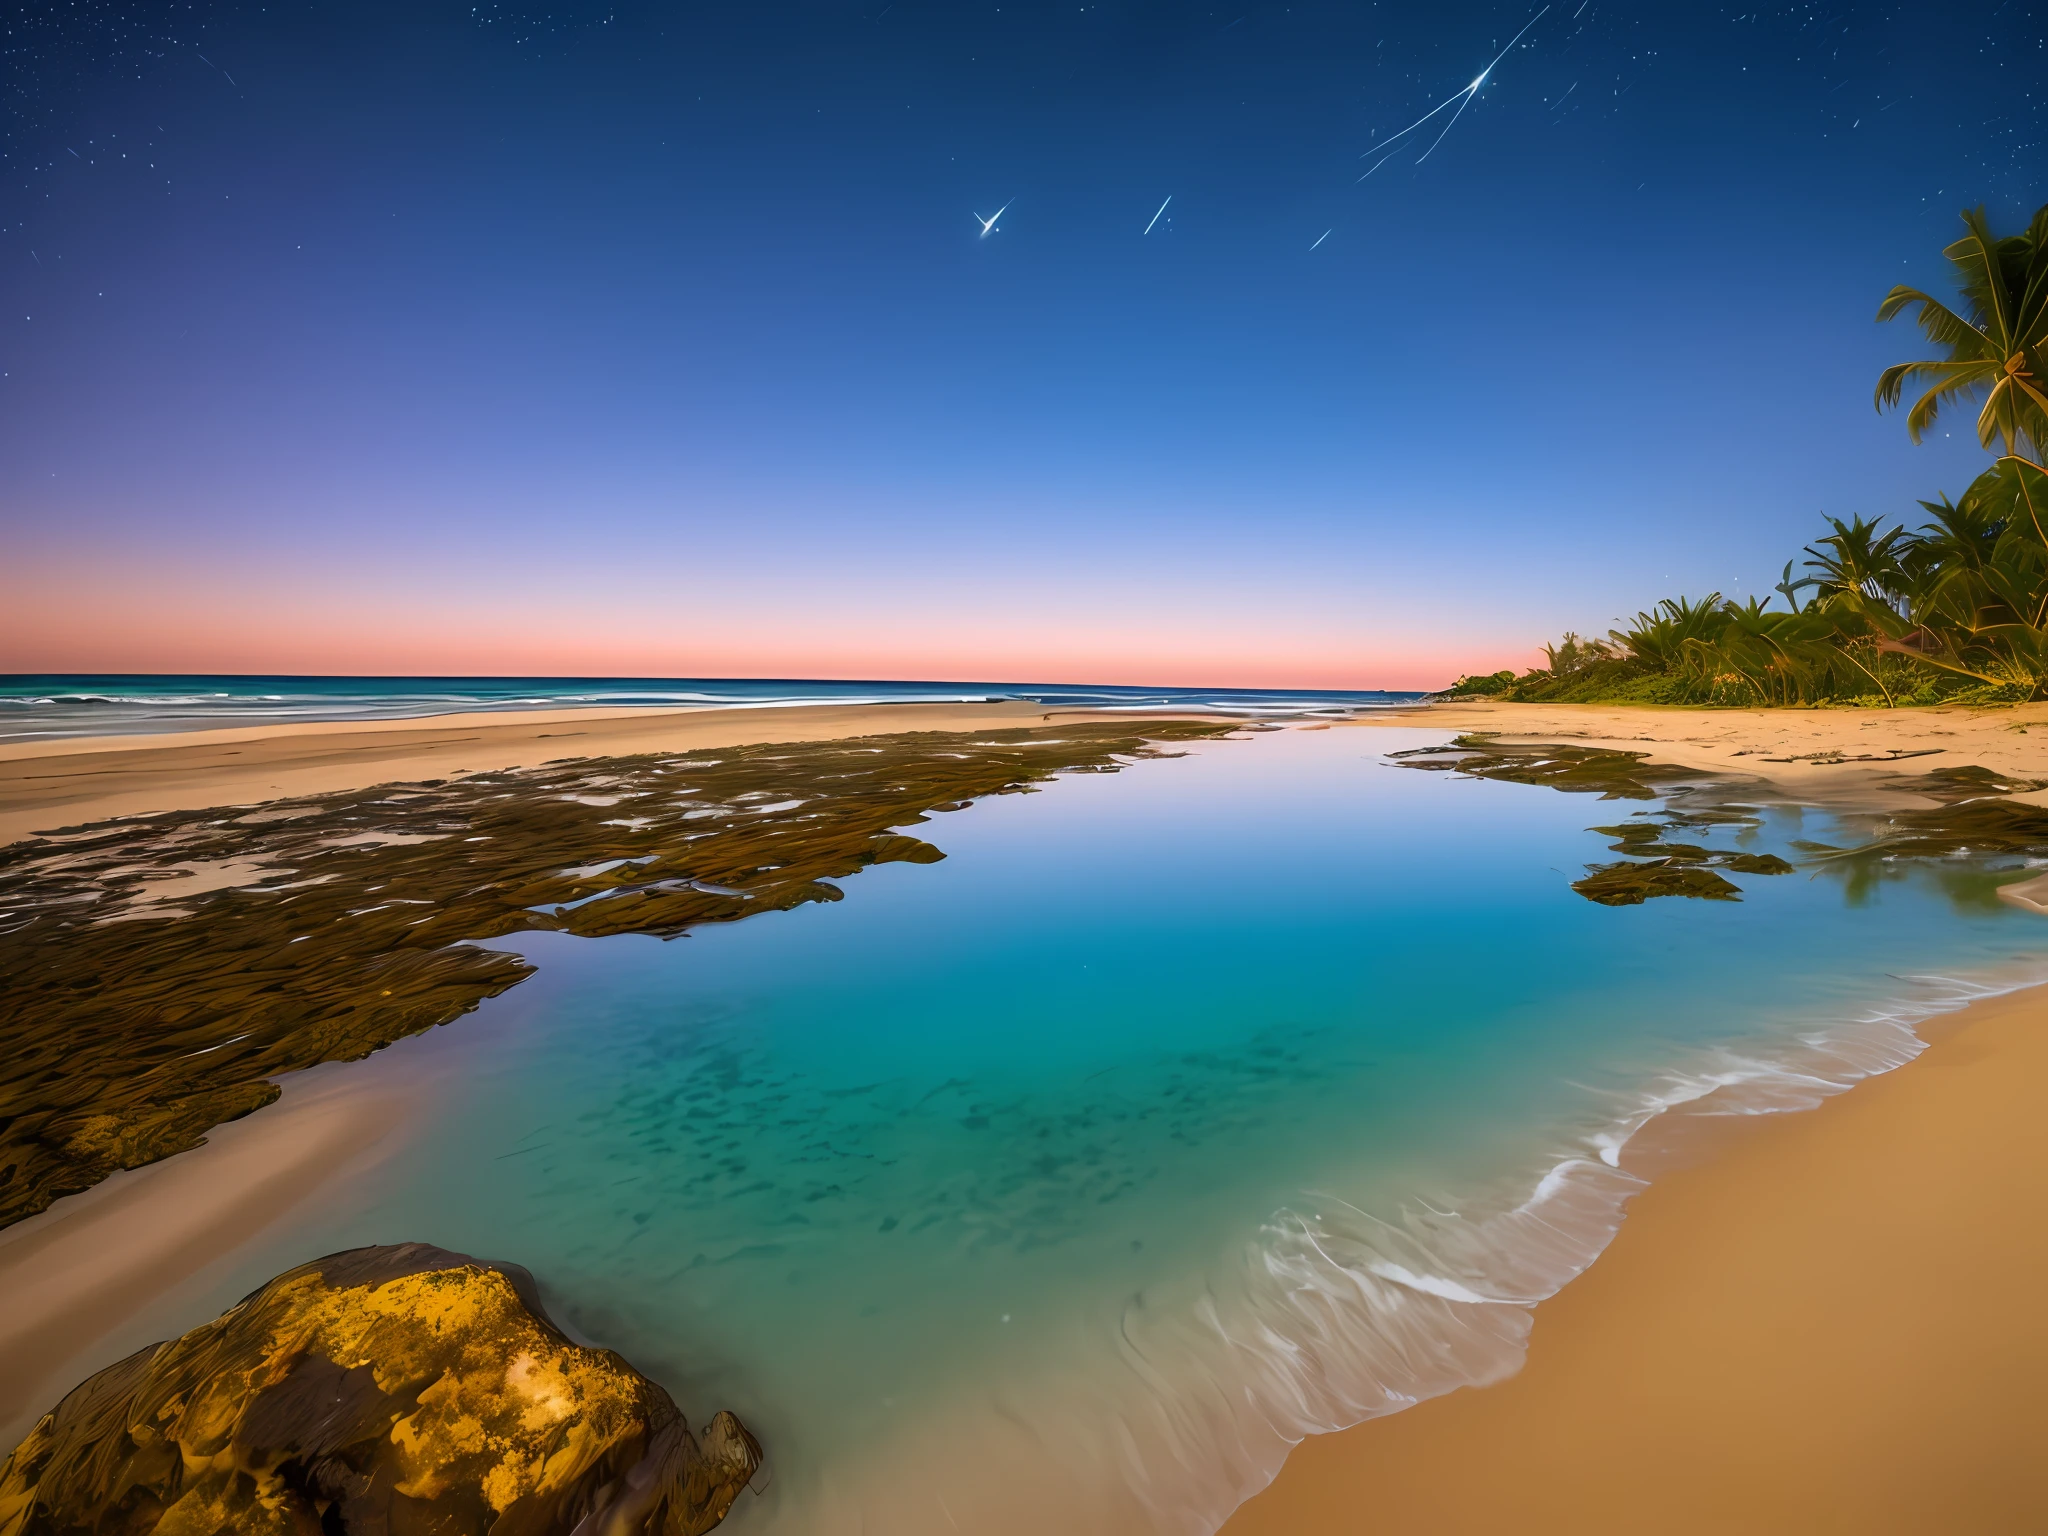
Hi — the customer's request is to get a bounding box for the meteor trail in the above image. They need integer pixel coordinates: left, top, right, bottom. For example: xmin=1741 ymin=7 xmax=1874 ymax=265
xmin=973 ymin=203 xmax=1011 ymax=238
xmin=1144 ymin=196 xmax=1172 ymax=234
xmin=1357 ymin=6 xmax=1548 ymax=179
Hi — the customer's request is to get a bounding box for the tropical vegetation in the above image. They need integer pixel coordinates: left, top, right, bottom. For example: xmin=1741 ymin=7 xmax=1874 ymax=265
xmin=1449 ymin=203 xmax=2048 ymax=707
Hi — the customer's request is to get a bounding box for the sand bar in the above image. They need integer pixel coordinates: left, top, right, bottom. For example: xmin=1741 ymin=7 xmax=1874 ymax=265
xmin=1221 ymin=978 xmax=2048 ymax=1535
xmin=0 ymin=700 xmax=1152 ymax=847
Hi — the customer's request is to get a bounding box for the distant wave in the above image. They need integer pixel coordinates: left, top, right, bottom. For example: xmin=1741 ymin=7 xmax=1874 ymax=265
xmin=0 ymin=676 xmax=1424 ymax=742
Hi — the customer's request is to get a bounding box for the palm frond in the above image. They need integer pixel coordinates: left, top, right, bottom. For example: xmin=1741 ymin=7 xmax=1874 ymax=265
xmin=1945 ymin=207 xmax=2016 ymax=345
xmin=1903 ymin=363 xmax=1998 ymax=442
xmin=1874 ymin=286 xmax=1993 ymax=355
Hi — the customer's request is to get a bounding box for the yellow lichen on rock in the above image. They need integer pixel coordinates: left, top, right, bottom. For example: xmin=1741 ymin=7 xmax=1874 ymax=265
xmin=0 ymin=1244 xmax=761 ymax=1536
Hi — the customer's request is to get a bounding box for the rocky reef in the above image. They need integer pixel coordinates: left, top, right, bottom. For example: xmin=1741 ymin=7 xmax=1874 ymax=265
xmin=1391 ymin=737 xmax=1796 ymax=905
xmin=1393 ymin=735 xmax=2048 ymax=910
xmin=1387 ymin=736 xmax=1709 ymax=801
xmin=0 ymin=720 xmax=1234 ymax=1227
xmin=0 ymin=1244 xmax=760 ymax=1536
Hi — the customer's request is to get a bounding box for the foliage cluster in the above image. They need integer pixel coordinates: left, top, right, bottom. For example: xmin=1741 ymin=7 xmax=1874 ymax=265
xmin=1446 ymin=204 xmax=2048 ymax=709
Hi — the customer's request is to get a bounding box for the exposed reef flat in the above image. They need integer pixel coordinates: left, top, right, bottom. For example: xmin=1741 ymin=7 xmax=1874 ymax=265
xmin=0 ymin=720 xmax=1235 ymax=1229
xmin=0 ymin=1243 xmax=761 ymax=1536
xmin=1394 ymin=736 xmax=2048 ymax=908
xmin=0 ymin=700 xmax=1170 ymax=848
xmin=1390 ymin=739 xmax=1794 ymax=905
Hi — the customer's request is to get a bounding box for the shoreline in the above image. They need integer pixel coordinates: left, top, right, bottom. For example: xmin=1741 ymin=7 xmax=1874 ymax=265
xmin=10 ymin=697 xmax=2048 ymax=1524
xmin=12 ymin=695 xmax=2048 ymax=851
xmin=11 ymin=951 xmax=2043 ymax=1521
xmin=1344 ymin=698 xmax=2048 ymax=808
xmin=0 ymin=699 xmax=1208 ymax=848
xmin=1220 ymin=970 xmax=2048 ymax=1535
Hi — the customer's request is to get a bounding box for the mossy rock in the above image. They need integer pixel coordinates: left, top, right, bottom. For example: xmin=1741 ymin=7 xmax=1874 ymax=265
xmin=0 ymin=1244 xmax=761 ymax=1536
xmin=1571 ymin=861 xmax=1743 ymax=906
xmin=1390 ymin=738 xmax=1706 ymax=801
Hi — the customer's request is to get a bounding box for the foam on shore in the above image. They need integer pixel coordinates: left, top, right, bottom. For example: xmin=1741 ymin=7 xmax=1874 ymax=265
xmin=721 ymin=964 xmax=2048 ymax=1536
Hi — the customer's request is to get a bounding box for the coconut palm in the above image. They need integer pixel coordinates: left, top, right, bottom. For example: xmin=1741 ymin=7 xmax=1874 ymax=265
xmin=1875 ymin=204 xmax=2048 ymax=462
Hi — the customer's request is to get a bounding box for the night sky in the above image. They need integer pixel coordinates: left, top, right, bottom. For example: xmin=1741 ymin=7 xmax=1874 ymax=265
xmin=3 ymin=2 xmax=2042 ymax=686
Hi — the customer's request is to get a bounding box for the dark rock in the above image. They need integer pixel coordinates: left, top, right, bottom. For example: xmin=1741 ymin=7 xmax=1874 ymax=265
xmin=1572 ymin=861 xmax=1744 ymax=906
xmin=1389 ymin=737 xmax=1709 ymax=800
xmin=0 ymin=1244 xmax=761 ymax=1536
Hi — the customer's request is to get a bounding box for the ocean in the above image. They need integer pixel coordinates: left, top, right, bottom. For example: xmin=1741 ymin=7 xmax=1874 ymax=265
xmin=0 ymin=674 xmax=1420 ymax=740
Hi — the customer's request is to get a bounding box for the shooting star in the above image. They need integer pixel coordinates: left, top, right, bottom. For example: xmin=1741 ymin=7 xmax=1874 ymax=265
xmin=974 ymin=202 xmax=1011 ymax=239
xmin=1309 ymin=229 xmax=1331 ymax=251
xmin=198 ymin=52 xmax=239 ymax=88
xmin=1144 ymin=196 xmax=1172 ymax=234
xmin=1357 ymin=5 xmax=1548 ymax=180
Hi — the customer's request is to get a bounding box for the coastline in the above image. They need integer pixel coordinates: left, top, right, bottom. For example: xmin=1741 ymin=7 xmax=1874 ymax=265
xmin=0 ymin=699 xmax=1172 ymax=848
xmin=1221 ymin=973 xmax=2048 ymax=1535
xmin=9 ymin=697 xmax=2048 ymax=1527
xmin=15 ymin=695 xmax=2044 ymax=850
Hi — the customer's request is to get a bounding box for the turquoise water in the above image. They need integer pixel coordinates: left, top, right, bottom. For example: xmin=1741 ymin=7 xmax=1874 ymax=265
xmin=66 ymin=726 xmax=2048 ymax=1532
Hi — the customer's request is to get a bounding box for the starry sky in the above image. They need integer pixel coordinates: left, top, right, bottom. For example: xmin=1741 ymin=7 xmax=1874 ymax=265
xmin=2 ymin=1 xmax=2041 ymax=686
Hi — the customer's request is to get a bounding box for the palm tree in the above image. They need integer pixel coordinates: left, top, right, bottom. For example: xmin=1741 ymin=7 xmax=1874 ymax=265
xmin=1875 ymin=204 xmax=2048 ymax=462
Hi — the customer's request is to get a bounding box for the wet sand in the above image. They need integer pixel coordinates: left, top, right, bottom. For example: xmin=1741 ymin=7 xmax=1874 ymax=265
xmin=0 ymin=700 xmax=1135 ymax=847
xmin=0 ymin=1067 xmax=415 ymax=1446
xmin=1221 ymin=979 xmax=2048 ymax=1536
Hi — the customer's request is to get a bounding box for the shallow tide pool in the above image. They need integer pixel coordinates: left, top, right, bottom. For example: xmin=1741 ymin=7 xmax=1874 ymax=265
xmin=77 ymin=725 xmax=2048 ymax=1533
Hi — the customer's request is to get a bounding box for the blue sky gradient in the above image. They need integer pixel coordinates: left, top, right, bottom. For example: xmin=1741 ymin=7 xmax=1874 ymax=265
xmin=3 ymin=1 xmax=2040 ymax=684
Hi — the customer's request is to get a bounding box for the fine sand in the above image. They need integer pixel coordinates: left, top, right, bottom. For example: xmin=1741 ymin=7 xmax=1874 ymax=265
xmin=0 ymin=700 xmax=1144 ymax=848
xmin=1221 ymin=978 xmax=2048 ymax=1535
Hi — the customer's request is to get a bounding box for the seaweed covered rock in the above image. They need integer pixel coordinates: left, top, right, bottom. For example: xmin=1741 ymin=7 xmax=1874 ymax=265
xmin=0 ymin=1244 xmax=760 ymax=1536
xmin=1572 ymin=861 xmax=1743 ymax=905
xmin=0 ymin=720 xmax=1233 ymax=1229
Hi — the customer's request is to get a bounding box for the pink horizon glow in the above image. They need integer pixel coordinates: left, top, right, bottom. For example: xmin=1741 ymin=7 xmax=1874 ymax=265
xmin=0 ymin=569 xmax=1540 ymax=691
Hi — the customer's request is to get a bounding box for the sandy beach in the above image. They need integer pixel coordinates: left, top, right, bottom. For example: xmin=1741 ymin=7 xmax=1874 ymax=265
xmin=1222 ymin=975 xmax=2048 ymax=1535
xmin=8 ymin=698 xmax=2048 ymax=1532
xmin=1349 ymin=698 xmax=2048 ymax=807
xmin=0 ymin=1064 xmax=418 ymax=1446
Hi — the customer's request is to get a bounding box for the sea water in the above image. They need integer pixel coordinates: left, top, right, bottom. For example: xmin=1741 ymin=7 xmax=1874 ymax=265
xmin=44 ymin=726 xmax=2048 ymax=1532
xmin=0 ymin=674 xmax=1417 ymax=740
